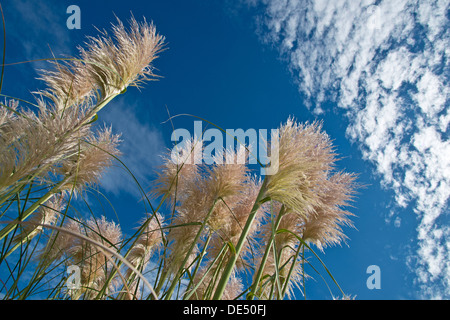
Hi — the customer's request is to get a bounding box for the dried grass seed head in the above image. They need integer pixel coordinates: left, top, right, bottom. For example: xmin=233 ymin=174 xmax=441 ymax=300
xmin=13 ymin=194 xmax=65 ymax=244
xmin=208 ymin=177 xmax=265 ymax=269
xmin=63 ymin=215 xmax=122 ymax=298
xmin=37 ymin=58 xmax=95 ymax=112
xmin=58 ymin=125 xmax=121 ymax=191
xmin=152 ymin=137 xmax=202 ymax=205
xmin=127 ymin=212 xmax=165 ymax=270
xmin=0 ymin=101 xmax=91 ymax=192
xmin=301 ymin=171 xmax=358 ymax=250
xmin=80 ymin=16 xmax=165 ymax=98
xmin=265 ymin=118 xmax=337 ymax=218
xmin=37 ymin=16 xmax=165 ymax=110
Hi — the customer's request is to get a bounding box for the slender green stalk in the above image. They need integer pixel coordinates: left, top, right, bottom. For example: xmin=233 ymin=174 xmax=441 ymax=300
xmin=0 ymin=183 xmax=26 ymax=208
xmin=2 ymin=238 xmax=29 ymax=261
xmin=163 ymin=199 xmax=218 ymax=300
xmin=153 ymin=267 xmax=169 ymax=299
xmin=84 ymin=93 xmax=118 ymax=124
xmin=203 ymin=250 xmax=228 ymax=300
xmin=184 ymin=231 xmax=212 ymax=295
xmin=183 ymin=243 xmax=228 ymax=300
xmin=247 ymin=204 xmax=285 ymax=300
xmin=276 ymin=229 xmax=345 ymax=297
xmin=212 ymin=178 xmax=268 ymax=300
xmin=302 ymin=245 xmax=306 ymax=299
xmin=271 ymin=238 xmax=283 ymax=300
xmin=0 ymin=177 xmax=67 ymax=243
xmin=281 ymin=242 xmax=304 ymax=298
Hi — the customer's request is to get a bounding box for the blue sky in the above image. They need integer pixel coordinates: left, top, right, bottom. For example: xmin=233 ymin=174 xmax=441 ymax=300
xmin=1 ymin=0 xmax=449 ymax=300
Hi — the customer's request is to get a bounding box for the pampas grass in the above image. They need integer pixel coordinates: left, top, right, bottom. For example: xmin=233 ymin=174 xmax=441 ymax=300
xmin=0 ymin=14 xmax=359 ymax=301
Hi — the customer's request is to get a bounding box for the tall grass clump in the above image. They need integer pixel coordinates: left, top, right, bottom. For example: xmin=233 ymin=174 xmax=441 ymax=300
xmin=0 ymin=14 xmax=359 ymax=300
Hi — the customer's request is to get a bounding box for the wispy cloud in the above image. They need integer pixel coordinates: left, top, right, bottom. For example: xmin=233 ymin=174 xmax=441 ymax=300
xmin=98 ymin=99 xmax=165 ymax=198
xmin=4 ymin=0 xmax=74 ymax=64
xmin=249 ymin=0 xmax=449 ymax=298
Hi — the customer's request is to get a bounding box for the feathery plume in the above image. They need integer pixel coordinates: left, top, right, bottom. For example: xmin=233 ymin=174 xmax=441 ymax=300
xmin=0 ymin=101 xmax=90 ymax=192
xmin=42 ymin=215 xmax=122 ymax=299
xmin=12 ymin=194 xmax=65 ymax=244
xmin=37 ymin=16 xmax=165 ymax=111
xmin=0 ymin=99 xmax=18 ymax=127
xmin=205 ymin=145 xmax=250 ymax=232
xmin=57 ymin=125 xmax=121 ymax=191
xmin=74 ymin=216 xmax=122 ymax=299
xmin=165 ymin=183 xmax=212 ymax=274
xmin=204 ymin=145 xmax=249 ymax=201
xmin=208 ymin=177 xmax=266 ymax=270
xmin=254 ymin=171 xmax=357 ymax=298
xmin=165 ymin=144 xmax=251 ymax=274
xmin=126 ymin=213 xmax=164 ymax=276
xmin=264 ymin=118 xmax=336 ymax=218
xmin=37 ymin=59 xmax=95 ymax=111
xmin=0 ymin=95 xmax=119 ymax=195
xmin=79 ymin=16 xmax=165 ymax=99
xmin=123 ymin=213 xmax=164 ymax=299
xmin=41 ymin=218 xmax=84 ymax=263
xmin=221 ymin=273 xmax=244 ymax=300
xmin=301 ymin=171 xmax=357 ymax=250
xmin=152 ymin=137 xmax=202 ymax=205
xmin=128 ymin=213 xmax=165 ymax=267
xmin=250 ymin=119 xmax=358 ymax=299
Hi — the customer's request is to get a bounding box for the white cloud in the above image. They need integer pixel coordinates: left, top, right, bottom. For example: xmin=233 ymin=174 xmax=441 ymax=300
xmin=5 ymin=0 xmax=74 ymax=65
xmin=98 ymin=100 xmax=165 ymax=198
xmin=415 ymin=70 xmax=447 ymax=119
xmin=249 ymin=0 xmax=450 ymax=298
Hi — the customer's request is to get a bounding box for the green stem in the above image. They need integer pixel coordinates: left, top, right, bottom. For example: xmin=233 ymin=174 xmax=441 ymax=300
xmin=86 ymin=93 xmax=118 ymax=122
xmin=153 ymin=268 xmax=169 ymax=299
xmin=280 ymin=242 xmax=303 ymax=298
xmin=184 ymin=231 xmax=212 ymax=295
xmin=183 ymin=243 xmax=228 ymax=300
xmin=247 ymin=205 xmax=285 ymax=300
xmin=272 ymin=238 xmax=283 ymax=300
xmin=203 ymin=250 xmax=228 ymax=300
xmin=0 ymin=184 xmax=24 ymax=208
xmin=0 ymin=178 xmax=67 ymax=243
xmin=164 ymin=199 xmax=218 ymax=300
xmin=2 ymin=235 xmax=34 ymax=260
xmin=276 ymin=229 xmax=345 ymax=297
xmin=302 ymin=245 xmax=306 ymax=299
xmin=212 ymin=178 xmax=268 ymax=300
